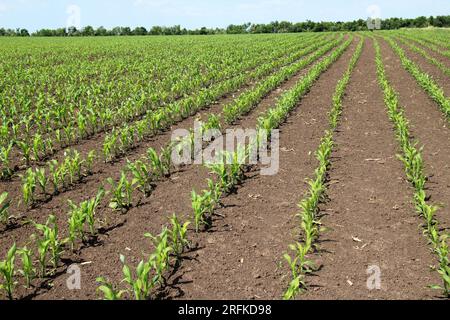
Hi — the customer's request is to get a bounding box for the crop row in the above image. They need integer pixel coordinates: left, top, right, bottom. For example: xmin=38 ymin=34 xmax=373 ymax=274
xmin=283 ymin=37 xmax=364 ymax=300
xmin=384 ymin=36 xmax=450 ymax=119
xmin=394 ymin=35 xmax=450 ymax=78
xmin=374 ymin=38 xmax=450 ymax=298
xmin=398 ymin=31 xmax=450 ymax=59
xmin=222 ymin=34 xmax=345 ymax=124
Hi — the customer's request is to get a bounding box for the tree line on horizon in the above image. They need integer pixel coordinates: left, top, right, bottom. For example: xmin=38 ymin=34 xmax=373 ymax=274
xmin=1 ymin=15 xmax=450 ymax=37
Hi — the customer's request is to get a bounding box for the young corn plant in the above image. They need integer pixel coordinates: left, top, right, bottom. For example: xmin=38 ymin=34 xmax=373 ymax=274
xmin=207 ymin=161 xmax=232 ymax=194
xmin=83 ymin=188 xmax=106 ymax=237
xmin=283 ymin=242 xmax=315 ymax=300
xmin=48 ymin=159 xmax=62 ymax=195
xmin=33 ymin=214 xmax=64 ymax=275
xmin=17 ymin=140 xmax=32 ymax=166
xmin=227 ymin=147 xmax=247 ymax=186
xmin=0 ymin=142 xmax=13 ymax=180
xmin=0 ymin=243 xmax=17 ymax=300
xmin=147 ymin=148 xmax=170 ymax=179
xmin=107 ymin=172 xmax=134 ymax=212
xmin=68 ymin=200 xmax=87 ymax=251
xmin=0 ymin=192 xmax=12 ymax=226
xmin=20 ymin=168 xmax=37 ymax=207
xmin=17 ymin=247 xmax=35 ymax=289
xmin=96 ymin=277 xmax=125 ymax=300
xmin=432 ymin=236 xmax=450 ymax=297
xmin=192 ymin=190 xmax=211 ymax=233
xmin=32 ymin=134 xmax=45 ymax=161
xmin=120 ymin=254 xmax=155 ymax=301
xmin=65 ymin=150 xmax=84 ymax=185
xmin=127 ymin=160 xmax=154 ymax=197
xmin=169 ymin=214 xmax=190 ymax=260
xmin=145 ymin=228 xmax=173 ymax=286
xmin=35 ymin=168 xmax=48 ymax=196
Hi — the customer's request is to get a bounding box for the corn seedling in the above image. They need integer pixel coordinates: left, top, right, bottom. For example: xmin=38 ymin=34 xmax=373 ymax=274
xmin=127 ymin=159 xmax=154 ymax=197
xmin=145 ymin=228 xmax=173 ymax=286
xmin=17 ymin=247 xmax=35 ymax=289
xmin=17 ymin=140 xmax=32 ymax=166
xmin=207 ymin=161 xmax=232 ymax=194
xmin=169 ymin=214 xmax=190 ymax=259
xmin=0 ymin=142 xmax=13 ymax=180
xmin=68 ymin=200 xmax=87 ymax=250
xmin=48 ymin=159 xmax=61 ymax=195
xmin=33 ymin=214 xmax=64 ymax=275
xmin=20 ymin=168 xmax=37 ymax=207
xmin=96 ymin=277 xmax=125 ymax=300
xmin=84 ymin=188 xmax=105 ymax=236
xmin=120 ymin=254 xmax=155 ymax=300
xmin=147 ymin=148 xmax=169 ymax=179
xmin=107 ymin=172 xmax=134 ymax=212
xmin=35 ymin=168 xmax=48 ymax=195
xmin=0 ymin=192 xmax=12 ymax=225
xmin=0 ymin=243 xmax=17 ymax=300
xmin=283 ymin=242 xmax=315 ymax=300
xmin=192 ymin=190 xmax=211 ymax=233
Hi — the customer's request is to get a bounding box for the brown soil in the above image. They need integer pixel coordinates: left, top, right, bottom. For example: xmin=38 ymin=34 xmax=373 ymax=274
xmin=302 ymin=38 xmax=439 ymax=300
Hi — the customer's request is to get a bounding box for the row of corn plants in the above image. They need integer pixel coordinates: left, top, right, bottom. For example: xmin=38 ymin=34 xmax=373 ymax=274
xmin=283 ymin=37 xmax=364 ymax=300
xmin=1 ymin=34 xmax=350 ymax=300
xmin=93 ymin=140 xmax=252 ymax=299
xmin=18 ymin=150 xmax=96 ymax=208
xmin=96 ymin=213 xmax=190 ymax=300
xmin=394 ymin=35 xmax=450 ymax=78
xmin=398 ymin=31 xmax=450 ymax=59
xmin=222 ymin=34 xmax=344 ymax=124
xmin=383 ymin=35 xmax=450 ymax=119
xmin=374 ymin=38 xmax=450 ymax=298
xmin=256 ymin=36 xmax=353 ymax=137
xmin=0 ymin=141 xmax=179 ymax=299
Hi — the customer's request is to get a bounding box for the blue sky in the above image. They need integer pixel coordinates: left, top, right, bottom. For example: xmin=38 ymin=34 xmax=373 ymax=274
xmin=0 ymin=0 xmax=449 ymax=31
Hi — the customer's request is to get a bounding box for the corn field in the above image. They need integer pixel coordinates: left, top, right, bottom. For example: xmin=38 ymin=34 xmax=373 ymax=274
xmin=0 ymin=29 xmax=450 ymax=300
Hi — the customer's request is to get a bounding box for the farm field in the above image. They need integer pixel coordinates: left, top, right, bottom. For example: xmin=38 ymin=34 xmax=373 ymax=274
xmin=0 ymin=29 xmax=450 ymax=301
